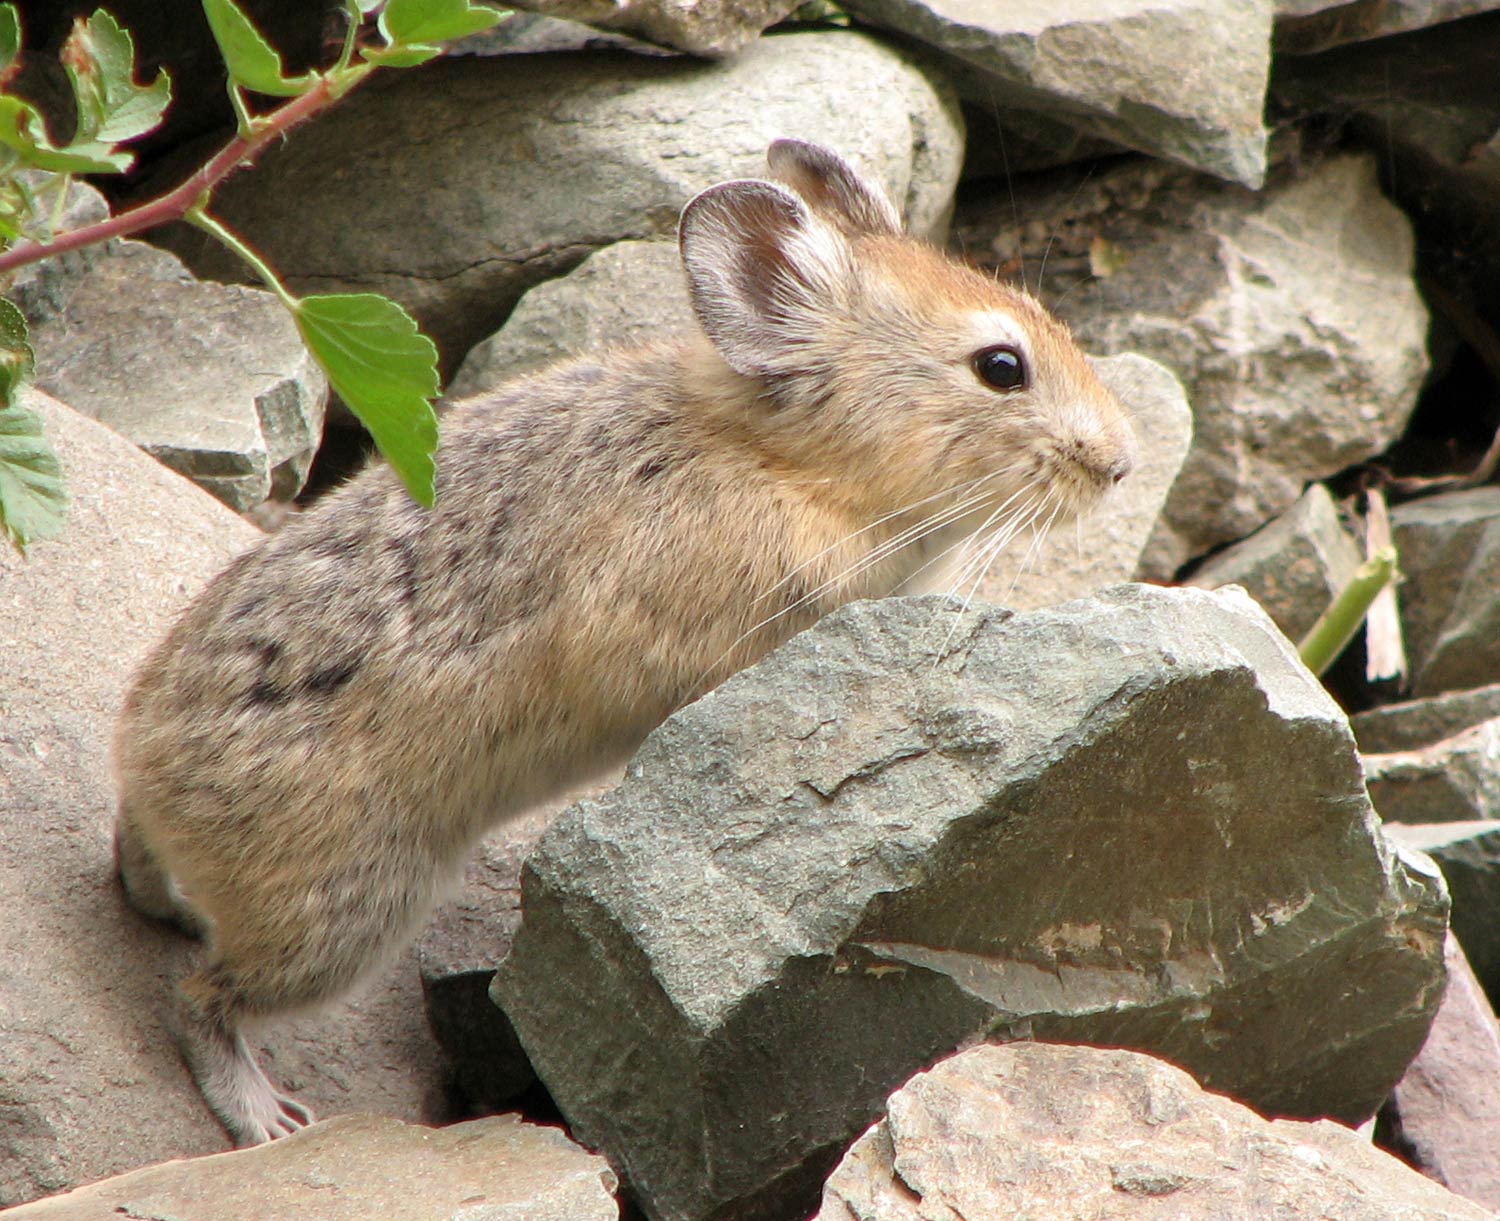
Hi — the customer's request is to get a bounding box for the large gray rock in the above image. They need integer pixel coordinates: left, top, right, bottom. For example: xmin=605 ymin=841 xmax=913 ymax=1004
xmin=1363 ymin=720 xmax=1500 ymax=825
xmin=1390 ymin=488 xmax=1500 ymax=696
xmin=972 ymin=354 xmax=1192 ymax=610
xmin=19 ymin=222 xmax=326 ymax=512
xmin=1184 ymin=483 xmax=1363 ymax=645
xmin=1354 ymin=683 xmax=1500 ymax=753
xmin=0 ymin=392 xmax=443 ymax=1207
xmin=1275 ymin=0 xmax=1500 ymax=52
xmin=1383 ymin=932 xmax=1500 ymax=1216
xmin=837 ymin=0 xmax=1273 ymax=188
xmin=501 ymin=0 xmax=800 ymax=55
xmin=492 ymin=584 xmax=1446 ymax=1221
xmin=157 ymin=32 xmax=963 ymax=377
xmin=952 ymin=153 xmax=1429 ymax=575
xmin=814 ymin=1043 xmax=1494 ymax=1221
xmin=3 ymin=1113 xmax=618 ymax=1220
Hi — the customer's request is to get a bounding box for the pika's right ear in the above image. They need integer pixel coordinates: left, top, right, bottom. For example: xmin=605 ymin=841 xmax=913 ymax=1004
xmin=679 ymin=179 xmax=855 ymax=380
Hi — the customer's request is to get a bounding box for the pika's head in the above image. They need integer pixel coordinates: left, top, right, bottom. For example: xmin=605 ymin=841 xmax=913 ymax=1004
xmin=679 ymin=140 xmax=1136 ymax=530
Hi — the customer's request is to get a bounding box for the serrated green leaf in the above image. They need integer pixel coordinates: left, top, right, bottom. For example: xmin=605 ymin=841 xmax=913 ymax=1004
xmin=359 ymin=43 xmax=444 ymax=67
xmin=293 ymin=293 xmax=439 ymax=506
xmin=201 ymin=0 xmax=314 ymax=97
xmin=380 ymin=0 xmax=503 ymax=46
xmin=61 ymin=10 xmax=171 ymax=146
xmin=0 ymin=301 xmax=66 ymax=555
xmin=0 ymin=96 xmax=131 ymax=172
xmin=0 ymin=6 xmax=21 ymax=87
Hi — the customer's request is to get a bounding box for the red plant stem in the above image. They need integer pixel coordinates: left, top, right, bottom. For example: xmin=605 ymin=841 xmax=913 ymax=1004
xmin=0 ymin=72 xmax=348 ymax=278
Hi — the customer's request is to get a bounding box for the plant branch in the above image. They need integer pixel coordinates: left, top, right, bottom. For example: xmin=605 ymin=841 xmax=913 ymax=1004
xmin=0 ymin=68 xmax=361 ymax=279
xmin=1297 ymin=546 xmax=1399 ymax=678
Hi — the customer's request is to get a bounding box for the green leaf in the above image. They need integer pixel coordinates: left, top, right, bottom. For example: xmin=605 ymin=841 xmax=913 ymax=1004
xmin=293 ymin=293 xmax=439 ymax=506
xmin=201 ymin=0 xmax=314 ymax=97
xmin=61 ymin=10 xmax=172 ymax=146
xmin=0 ymin=5 xmax=21 ymax=88
xmin=0 ymin=301 xmax=67 ymax=555
xmin=0 ymin=96 xmax=130 ymax=172
xmin=359 ymin=43 xmax=444 ymax=67
xmin=380 ymin=0 xmax=504 ymax=46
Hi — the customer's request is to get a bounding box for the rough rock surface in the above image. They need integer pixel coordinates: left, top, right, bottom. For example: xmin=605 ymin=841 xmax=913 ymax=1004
xmin=0 ymin=392 xmax=443 ymax=1207
xmin=1383 ymin=932 xmax=1500 ymax=1215
xmin=449 ymin=240 xmax=690 ymax=397
xmin=19 ymin=234 xmax=326 ymax=512
xmin=1363 ymin=720 xmax=1500 ymax=825
xmin=1184 ymin=483 xmax=1362 ymax=644
xmin=3 ymin=1113 xmax=618 ymax=1220
xmin=1354 ymin=684 xmax=1500 ymax=753
xmin=1387 ymin=823 xmax=1500 ymax=1007
xmin=972 ymin=354 xmax=1192 ymax=609
xmin=953 ymin=153 xmax=1429 ymax=575
xmin=837 ymin=0 xmax=1272 ymax=187
xmin=502 ymin=0 xmax=800 ymax=55
xmin=156 ymin=31 xmax=963 ymax=375
xmin=814 ymin=1042 xmax=1494 ymax=1221
xmin=1274 ymin=0 xmax=1500 ymax=52
xmin=1390 ymin=487 xmax=1500 ymax=696
xmin=492 ymin=585 xmax=1446 ymax=1221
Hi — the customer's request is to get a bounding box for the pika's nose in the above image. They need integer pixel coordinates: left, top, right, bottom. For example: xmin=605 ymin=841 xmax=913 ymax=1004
xmin=1106 ymin=450 xmax=1133 ymax=486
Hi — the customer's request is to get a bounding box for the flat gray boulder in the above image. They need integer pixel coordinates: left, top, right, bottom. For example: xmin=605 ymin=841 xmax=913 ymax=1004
xmin=159 ymin=31 xmax=963 ymax=374
xmin=492 ymin=584 xmax=1446 ymax=1221
xmin=815 ymin=1042 xmax=1494 ymax=1220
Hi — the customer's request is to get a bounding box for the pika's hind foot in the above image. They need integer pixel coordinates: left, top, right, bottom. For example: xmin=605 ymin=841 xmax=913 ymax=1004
xmin=176 ymin=969 xmax=314 ymax=1146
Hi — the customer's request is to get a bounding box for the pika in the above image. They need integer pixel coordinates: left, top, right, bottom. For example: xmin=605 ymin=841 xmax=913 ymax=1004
xmin=113 ymin=140 xmax=1135 ymax=1146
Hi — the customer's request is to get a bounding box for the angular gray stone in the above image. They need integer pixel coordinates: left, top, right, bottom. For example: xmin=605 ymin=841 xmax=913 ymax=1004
xmin=972 ymin=354 xmax=1192 ymax=610
xmin=1383 ymin=932 xmax=1500 ymax=1215
xmin=1354 ymin=683 xmax=1500 ymax=753
xmin=952 ymin=153 xmax=1429 ymax=575
xmin=1390 ymin=488 xmax=1500 ymax=696
xmin=1363 ymin=720 xmax=1500 ymax=824
xmin=500 ymin=0 xmax=800 ymax=55
xmin=1275 ymin=0 xmax=1500 ymax=52
xmin=837 ymin=0 xmax=1273 ymax=187
xmin=1184 ymin=483 xmax=1363 ymax=644
xmin=0 ymin=392 xmax=442 ymax=1207
xmin=158 ymin=33 xmax=964 ymax=376
xmin=814 ymin=1043 xmax=1494 ymax=1221
xmin=450 ymin=240 xmax=690 ymax=398
xmin=20 ymin=236 xmax=326 ymax=512
xmin=1387 ymin=823 xmax=1500 ymax=1007
xmin=492 ymin=584 xmax=1446 ymax=1221
xmin=3 ymin=1113 xmax=617 ymax=1220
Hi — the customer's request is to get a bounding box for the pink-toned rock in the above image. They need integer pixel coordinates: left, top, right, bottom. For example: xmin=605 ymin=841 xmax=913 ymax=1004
xmin=1383 ymin=932 xmax=1500 ymax=1213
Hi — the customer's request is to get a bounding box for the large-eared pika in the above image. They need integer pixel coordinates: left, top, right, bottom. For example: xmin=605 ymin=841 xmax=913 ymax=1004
xmin=113 ymin=140 xmax=1135 ymax=1145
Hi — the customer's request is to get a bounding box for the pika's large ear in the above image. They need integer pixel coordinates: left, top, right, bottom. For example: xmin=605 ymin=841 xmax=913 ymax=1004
xmin=679 ymin=178 xmax=855 ymax=379
xmin=766 ymin=139 xmax=901 ymax=238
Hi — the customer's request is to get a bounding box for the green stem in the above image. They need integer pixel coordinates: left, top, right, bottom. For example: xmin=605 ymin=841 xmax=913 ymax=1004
xmin=183 ymin=203 xmax=298 ymax=311
xmin=336 ymin=1 xmax=363 ymax=72
xmin=226 ymin=79 xmax=258 ymax=139
xmin=1297 ymin=546 xmax=1399 ymax=677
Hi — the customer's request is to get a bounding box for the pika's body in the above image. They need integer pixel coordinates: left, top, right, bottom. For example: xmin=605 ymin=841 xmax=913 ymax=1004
xmin=114 ymin=141 xmax=1135 ymax=1145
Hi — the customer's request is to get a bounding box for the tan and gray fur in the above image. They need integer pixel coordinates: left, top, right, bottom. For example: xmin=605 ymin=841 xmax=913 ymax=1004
xmin=113 ymin=140 xmax=1135 ymax=1146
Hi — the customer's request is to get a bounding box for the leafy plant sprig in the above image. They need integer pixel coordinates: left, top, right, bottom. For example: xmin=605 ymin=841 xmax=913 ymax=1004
xmin=0 ymin=0 xmax=503 ymax=554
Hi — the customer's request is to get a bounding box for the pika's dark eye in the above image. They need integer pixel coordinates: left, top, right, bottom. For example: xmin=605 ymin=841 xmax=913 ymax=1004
xmin=973 ymin=345 xmax=1027 ymax=391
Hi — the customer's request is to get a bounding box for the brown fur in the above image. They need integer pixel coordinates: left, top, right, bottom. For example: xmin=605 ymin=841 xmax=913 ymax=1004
xmin=113 ymin=140 xmax=1135 ymax=1145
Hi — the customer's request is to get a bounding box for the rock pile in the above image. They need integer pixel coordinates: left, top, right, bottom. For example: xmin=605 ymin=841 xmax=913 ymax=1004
xmin=6 ymin=0 xmax=1500 ymax=1216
